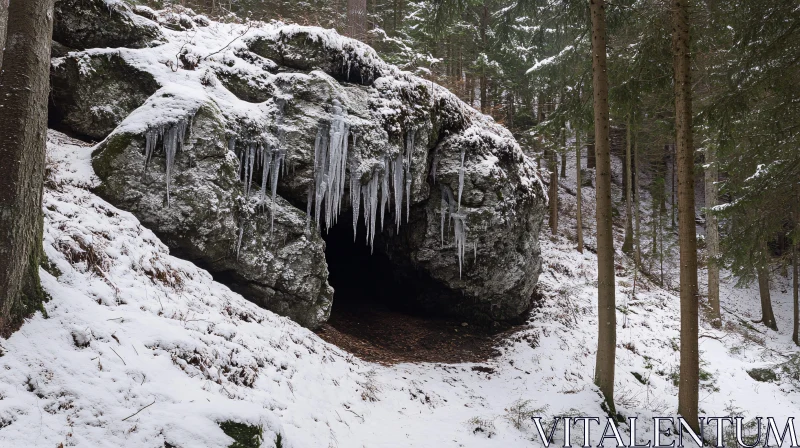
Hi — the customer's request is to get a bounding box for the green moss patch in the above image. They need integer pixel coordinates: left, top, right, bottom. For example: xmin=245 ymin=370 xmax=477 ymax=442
xmin=219 ymin=421 xmax=263 ymax=448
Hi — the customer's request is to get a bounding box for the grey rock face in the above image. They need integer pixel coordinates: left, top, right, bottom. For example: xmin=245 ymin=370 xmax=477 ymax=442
xmin=92 ymin=101 xmax=332 ymax=328
xmin=384 ymin=126 xmax=546 ymax=323
xmin=54 ymin=0 xmax=164 ymax=50
xmin=51 ymin=53 xmax=159 ymax=140
xmin=247 ymin=30 xmax=388 ymax=85
xmin=54 ymin=4 xmax=545 ymax=328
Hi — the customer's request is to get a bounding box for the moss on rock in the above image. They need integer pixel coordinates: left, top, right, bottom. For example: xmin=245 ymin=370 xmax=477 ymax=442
xmin=51 ymin=54 xmax=159 ymax=139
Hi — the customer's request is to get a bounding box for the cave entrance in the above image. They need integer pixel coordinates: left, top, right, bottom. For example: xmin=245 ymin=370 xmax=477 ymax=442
xmin=315 ymin=217 xmax=508 ymax=365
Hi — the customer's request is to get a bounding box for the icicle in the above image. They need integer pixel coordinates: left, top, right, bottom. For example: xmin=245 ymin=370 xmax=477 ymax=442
xmin=392 ymin=152 xmax=404 ymax=231
xmin=242 ymin=142 xmax=257 ymax=198
xmin=404 ymin=130 xmax=415 ymax=221
xmin=141 ymin=118 xmax=187 ymax=207
xmin=380 ymin=159 xmax=389 ymax=229
xmin=350 ymin=161 xmax=361 ymax=239
xmin=236 ymin=218 xmax=245 ymax=259
xmin=451 ymin=211 xmax=468 ymax=276
xmin=311 ymin=125 xmax=328 ymax=229
xmin=308 ymin=100 xmax=351 ymax=232
xmin=260 ymin=144 xmax=272 ymax=204
xmin=440 ymin=186 xmax=468 ymax=276
xmin=269 ymin=145 xmax=285 ymax=234
xmin=238 ymin=143 xmax=245 ymax=179
xmin=325 ymin=100 xmax=349 ymax=230
xmin=144 ymin=126 xmax=163 ymax=171
xmin=457 ymin=148 xmax=465 ymax=211
xmin=430 ymin=149 xmax=440 ymax=184
xmin=440 ymin=191 xmax=446 ymax=247
xmin=361 ymin=169 xmax=380 ymax=251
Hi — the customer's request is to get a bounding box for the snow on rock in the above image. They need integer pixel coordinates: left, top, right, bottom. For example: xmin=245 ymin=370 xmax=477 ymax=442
xmin=51 ymin=4 xmax=547 ymax=327
xmin=53 ymin=0 xmax=165 ymax=50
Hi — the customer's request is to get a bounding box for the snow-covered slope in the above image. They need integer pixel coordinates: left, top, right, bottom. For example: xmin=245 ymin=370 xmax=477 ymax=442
xmin=0 ymin=132 xmax=797 ymax=447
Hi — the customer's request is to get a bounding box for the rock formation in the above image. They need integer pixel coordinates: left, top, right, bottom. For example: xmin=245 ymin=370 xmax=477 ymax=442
xmin=51 ymin=0 xmax=547 ymax=328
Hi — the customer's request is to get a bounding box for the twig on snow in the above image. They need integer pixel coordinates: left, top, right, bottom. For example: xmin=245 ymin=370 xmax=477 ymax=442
xmin=109 ymin=347 xmax=126 ymax=366
xmin=122 ymin=399 xmax=156 ymax=421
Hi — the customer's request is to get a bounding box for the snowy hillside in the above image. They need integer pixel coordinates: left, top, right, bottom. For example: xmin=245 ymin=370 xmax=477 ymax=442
xmin=0 ymin=132 xmax=796 ymax=447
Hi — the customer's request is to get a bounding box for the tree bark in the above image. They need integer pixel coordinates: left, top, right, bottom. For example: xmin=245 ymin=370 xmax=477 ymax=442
xmin=793 ymin=237 xmax=799 ymax=345
xmin=651 ymin=183 xmax=659 ymax=261
xmin=479 ymin=3 xmax=488 ymax=114
xmin=671 ymin=0 xmax=699 ymax=432
xmin=590 ymin=0 xmax=616 ymax=415
xmin=549 ymin=147 xmax=559 ymax=235
xmin=587 ymin=142 xmax=596 ymax=169
xmin=671 ymin=146 xmax=677 ymax=228
xmin=634 ymin=127 xmax=642 ymax=268
xmin=0 ymin=0 xmax=8 ymax=70
xmin=704 ymin=143 xmax=721 ymax=327
xmin=622 ymin=114 xmax=634 ymax=255
xmin=756 ymin=261 xmax=778 ymax=331
xmin=560 ymin=126 xmax=567 ymax=178
xmin=576 ymin=130 xmax=583 ymax=253
xmin=0 ymin=0 xmax=55 ymax=335
xmin=346 ymin=0 xmax=368 ymax=41
xmin=794 ymin=184 xmax=799 ymax=345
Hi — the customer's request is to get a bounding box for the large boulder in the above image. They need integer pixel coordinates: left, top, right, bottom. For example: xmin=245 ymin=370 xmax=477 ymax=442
xmin=92 ymin=96 xmax=333 ymax=327
xmin=53 ymin=5 xmax=546 ymax=328
xmin=54 ymin=0 xmax=164 ymax=50
xmin=50 ymin=53 xmax=160 ymax=140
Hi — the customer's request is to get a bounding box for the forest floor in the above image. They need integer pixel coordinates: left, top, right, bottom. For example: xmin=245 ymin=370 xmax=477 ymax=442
xmin=0 ymin=131 xmax=797 ymax=448
xmin=317 ymin=303 xmax=514 ymax=364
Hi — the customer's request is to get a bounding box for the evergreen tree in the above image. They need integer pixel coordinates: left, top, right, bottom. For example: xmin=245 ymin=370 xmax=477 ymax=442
xmin=590 ymin=0 xmax=617 ymax=416
xmin=671 ymin=0 xmax=699 ymax=430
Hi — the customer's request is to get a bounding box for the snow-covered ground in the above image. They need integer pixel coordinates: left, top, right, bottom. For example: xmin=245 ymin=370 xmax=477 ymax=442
xmin=0 ymin=128 xmax=798 ymax=448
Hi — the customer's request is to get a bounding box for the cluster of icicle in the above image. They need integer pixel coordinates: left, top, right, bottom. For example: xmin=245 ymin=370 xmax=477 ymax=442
xmin=305 ymin=99 xmax=475 ymax=275
xmin=438 ymin=148 xmax=471 ymax=275
xmin=144 ymin=117 xmax=192 ymax=207
xmin=231 ymin=102 xmax=290 ymax=256
xmin=307 ymin=100 xmax=419 ymax=252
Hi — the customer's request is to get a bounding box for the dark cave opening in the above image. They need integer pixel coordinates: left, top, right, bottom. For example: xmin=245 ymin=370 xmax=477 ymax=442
xmin=317 ymin=215 xmax=510 ymax=364
xmin=321 ymin=216 xmax=415 ymax=315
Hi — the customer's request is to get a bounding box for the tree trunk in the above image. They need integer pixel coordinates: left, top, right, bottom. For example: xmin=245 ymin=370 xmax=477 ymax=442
xmin=794 ymin=184 xmax=799 ymax=345
xmin=479 ymin=3 xmax=488 ymax=114
xmin=756 ymin=262 xmax=778 ymax=331
xmin=672 ymin=0 xmax=699 ymax=432
xmin=560 ymin=126 xmax=567 ymax=178
xmin=671 ymin=146 xmax=677 ymax=228
xmin=590 ymin=0 xmax=616 ymax=415
xmin=0 ymin=0 xmax=8 ymax=70
xmin=549 ymin=148 xmax=559 ymax=235
xmin=576 ymin=130 xmax=584 ymax=253
xmin=467 ymin=74 xmax=474 ymax=107
xmin=651 ymin=183 xmax=659 ymax=260
xmin=622 ymin=114 xmax=634 ymax=255
xmin=0 ymin=0 xmax=55 ymax=335
xmin=634 ymin=128 xmax=642 ymax=267
xmin=704 ymin=143 xmax=721 ymax=327
xmin=793 ymin=237 xmax=799 ymax=345
xmin=347 ymin=0 xmax=368 ymax=41
xmin=587 ymin=142 xmax=596 ymax=169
